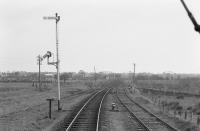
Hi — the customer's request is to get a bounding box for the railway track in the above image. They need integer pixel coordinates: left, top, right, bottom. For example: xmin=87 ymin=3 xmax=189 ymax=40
xmin=116 ymin=87 xmax=179 ymax=131
xmin=65 ymin=88 xmax=111 ymax=131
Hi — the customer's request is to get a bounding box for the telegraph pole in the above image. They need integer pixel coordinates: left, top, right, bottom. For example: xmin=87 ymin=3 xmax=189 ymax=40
xmin=43 ymin=13 xmax=61 ymax=111
xmin=39 ymin=56 xmax=41 ymax=90
xmin=94 ymin=66 xmax=96 ymax=86
xmin=133 ymin=63 xmax=136 ymax=84
xmin=37 ymin=55 xmax=42 ymax=90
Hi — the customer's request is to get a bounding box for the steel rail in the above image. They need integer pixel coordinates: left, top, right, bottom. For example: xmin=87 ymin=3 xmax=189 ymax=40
xmin=116 ymin=88 xmax=151 ymax=131
xmin=65 ymin=88 xmax=109 ymax=131
xmin=124 ymin=88 xmax=179 ymax=131
xmin=96 ymin=88 xmax=111 ymax=131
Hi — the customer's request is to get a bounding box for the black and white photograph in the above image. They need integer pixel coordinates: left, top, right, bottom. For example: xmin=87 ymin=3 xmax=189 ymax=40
xmin=1 ymin=0 xmax=200 ymax=130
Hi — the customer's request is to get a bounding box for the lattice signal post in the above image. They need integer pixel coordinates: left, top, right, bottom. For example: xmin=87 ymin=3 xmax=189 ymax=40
xmin=43 ymin=13 xmax=62 ymax=111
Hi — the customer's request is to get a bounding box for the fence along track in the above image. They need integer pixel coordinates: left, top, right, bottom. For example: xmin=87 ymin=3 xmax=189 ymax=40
xmin=117 ymin=87 xmax=179 ymax=131
xmin=124 ymin=88 xmax=179 ymax=131
xmin=66 ymin=88 xmax=110 ymax=131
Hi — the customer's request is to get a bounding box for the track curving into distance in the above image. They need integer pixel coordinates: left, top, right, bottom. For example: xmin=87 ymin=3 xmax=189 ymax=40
xmin=65 ymin=88 xmax=111 ymax=131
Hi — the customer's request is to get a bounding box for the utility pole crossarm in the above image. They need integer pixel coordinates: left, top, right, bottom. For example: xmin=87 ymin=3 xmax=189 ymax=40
xmin=180 ymin=0 xmax=200 ymax=33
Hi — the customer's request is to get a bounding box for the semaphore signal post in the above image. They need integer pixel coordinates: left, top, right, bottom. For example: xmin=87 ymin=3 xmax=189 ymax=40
xmin=43 ymin=13 xmax=62 ymax=111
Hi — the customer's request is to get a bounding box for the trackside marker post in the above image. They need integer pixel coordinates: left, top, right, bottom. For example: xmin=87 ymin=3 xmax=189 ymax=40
xmin=46 ymin=98 xmax=54 ymax=119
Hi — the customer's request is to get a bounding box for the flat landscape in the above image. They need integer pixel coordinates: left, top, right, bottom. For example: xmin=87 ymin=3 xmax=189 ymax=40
xmin=137 ymin=79 xmax=200 ymax=112
xmin=0 ymin=78 xmax=200 ymax=131
xmin=0 ymin=81 xmax=94 ymax=131
xmin=2 ymin=0 xmax=200 ymax=130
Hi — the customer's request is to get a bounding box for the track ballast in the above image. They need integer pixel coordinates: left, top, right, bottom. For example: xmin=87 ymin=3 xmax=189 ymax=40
xmin=116 ymin=87 xmax=179 ymax=131
xmin=65 ymin=88 xmax=110 ymax=131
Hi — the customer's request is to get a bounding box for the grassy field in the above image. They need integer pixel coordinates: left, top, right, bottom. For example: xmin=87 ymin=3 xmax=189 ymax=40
xmin=137 ymin=79 xmax=200 ymax=94
xmin=0 ymin=79 xmax=124 ymax=131
xmin=136 ymin=79 xmax=200 ymax=117
xmin=0 ymin=81 xmax=93 ymax=115
xmin=0 ymin=80 xmax=98 ymax=131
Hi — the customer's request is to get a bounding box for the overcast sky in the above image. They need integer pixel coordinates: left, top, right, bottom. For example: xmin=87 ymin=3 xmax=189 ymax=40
xmin=1 ymin=0 xmax=200 ymax=73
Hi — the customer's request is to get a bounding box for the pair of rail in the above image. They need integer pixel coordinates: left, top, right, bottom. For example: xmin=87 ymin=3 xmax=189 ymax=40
xmin=116 ymin=87 xmax=179 ymax=131
xmin=65 ymin=88 xmax=111 ymax=131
